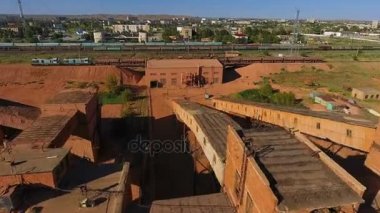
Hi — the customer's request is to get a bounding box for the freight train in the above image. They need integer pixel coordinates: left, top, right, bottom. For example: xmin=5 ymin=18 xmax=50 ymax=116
xmin=31 ymin=57 xmax=92 ymax=66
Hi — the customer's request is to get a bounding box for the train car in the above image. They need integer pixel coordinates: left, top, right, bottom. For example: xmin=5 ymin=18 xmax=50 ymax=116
xmin=62 ymin=58 xmax=92 ymax=65
xmin=31 ymin=58 xmax=59 ymax=66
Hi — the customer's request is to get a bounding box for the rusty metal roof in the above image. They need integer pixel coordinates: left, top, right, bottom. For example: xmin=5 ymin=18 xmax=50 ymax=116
xmin=242 ymin=127 xmax=363 ymax=211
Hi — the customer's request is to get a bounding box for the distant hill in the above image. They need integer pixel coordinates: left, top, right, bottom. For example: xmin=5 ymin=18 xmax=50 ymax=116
xmin=0 ymin=14 xmax=198 ymax=21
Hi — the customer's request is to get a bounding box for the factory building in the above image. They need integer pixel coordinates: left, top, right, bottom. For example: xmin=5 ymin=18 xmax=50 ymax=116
xmin=212 ymin=98 xmax=377 ymax=152
xmin=352 ymin=87 xmax=380 ymax=100
xmin=146 ymin=59 xmax=223 ymax=88
xmin=224 ymin=126 xmax=364 ymax=212
xmin=171 ymin=99 xmax=365 ymax=213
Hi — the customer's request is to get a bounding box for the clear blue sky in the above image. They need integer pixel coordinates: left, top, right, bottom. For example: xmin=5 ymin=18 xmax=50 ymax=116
xmin=1 ymin=0 xmax=379 ymax=20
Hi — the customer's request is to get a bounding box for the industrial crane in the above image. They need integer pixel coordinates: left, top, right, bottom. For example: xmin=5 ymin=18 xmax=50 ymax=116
xmin=17 ymin=0 xmax=25 ymax=21
xmin=17 ymin=0 xmax=26 ymax=32
xmin=291 ymin=9 xmax=301 ymax=56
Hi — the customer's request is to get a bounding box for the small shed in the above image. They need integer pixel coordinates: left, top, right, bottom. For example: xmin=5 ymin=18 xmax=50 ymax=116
xmin=352 ymin=88 xmax=380 ymax=100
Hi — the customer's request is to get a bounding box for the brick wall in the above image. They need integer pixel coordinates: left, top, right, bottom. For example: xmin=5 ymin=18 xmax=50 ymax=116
xmin=0 ymin=172 xmax=55 ymax=188
xmin=212 ymin=99 xmax=377 ymax=152
xmin=146 ymin=66 xmax=223 ymax=88
xmin=224 ymin=126 xmax=278 ymax=213
xmin=365 ymin=122 xmax=380 ymax=176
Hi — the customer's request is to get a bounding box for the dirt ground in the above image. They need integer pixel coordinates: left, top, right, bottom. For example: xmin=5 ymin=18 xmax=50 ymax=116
xmin=0 ymin=64 xmax=121 ymax=106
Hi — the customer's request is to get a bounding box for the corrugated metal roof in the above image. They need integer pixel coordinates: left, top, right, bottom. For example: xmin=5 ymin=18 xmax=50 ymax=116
xmin=242 ymin=127 xmax=363 ymax=211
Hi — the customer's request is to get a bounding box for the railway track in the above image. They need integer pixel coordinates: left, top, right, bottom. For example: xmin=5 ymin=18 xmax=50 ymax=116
xmin=1 ymin=44 xmax=380 ymax=53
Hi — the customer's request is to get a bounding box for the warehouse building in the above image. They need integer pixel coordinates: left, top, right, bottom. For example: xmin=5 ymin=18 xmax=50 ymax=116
xmin=146 ymin=59 xmax=223 ymax=88
xmin=352 ymin=87 xmax=380 ymax=100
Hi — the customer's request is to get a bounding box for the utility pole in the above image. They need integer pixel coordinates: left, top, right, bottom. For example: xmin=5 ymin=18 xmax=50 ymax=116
xmin=291 ymin=9 xmax=300 ymax=56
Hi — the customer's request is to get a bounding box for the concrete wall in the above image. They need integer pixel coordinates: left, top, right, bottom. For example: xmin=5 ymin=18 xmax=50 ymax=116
xmin=212 ymin=99 xmax=377 ymax=152
xmin=146 ymin=66 xmax=223 ymax=88
xmin=172 ymin=101 xmax=225 ymax=185
xmin=224 ymin=126 xmax=278 ymax=213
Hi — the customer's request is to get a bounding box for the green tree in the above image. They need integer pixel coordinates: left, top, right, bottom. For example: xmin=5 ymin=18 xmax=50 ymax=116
xmin=162 ymin=26 xmax=179 ymax=42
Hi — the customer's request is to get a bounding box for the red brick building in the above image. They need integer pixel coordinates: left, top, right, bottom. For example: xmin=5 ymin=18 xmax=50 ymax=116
xmin=146 ymin=59 xmax=223 ymax=88
xmin=0 ymin=148 xmax=69 ymax=188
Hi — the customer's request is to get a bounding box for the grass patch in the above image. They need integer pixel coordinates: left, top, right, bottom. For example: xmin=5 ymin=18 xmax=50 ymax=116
xmin=100 ymin=92 xmax=126 ymax=104
xmin=271 ymin=62 xmax=380 ymax=97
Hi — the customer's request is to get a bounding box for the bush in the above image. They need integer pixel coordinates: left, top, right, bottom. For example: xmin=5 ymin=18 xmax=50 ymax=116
xmin=271 ymin=92 xmax=296 ymax=106
xmin=106 ymin=74 xmax=119 ymax=95
xmin=121 ymin=89 xmax=134 ymax=103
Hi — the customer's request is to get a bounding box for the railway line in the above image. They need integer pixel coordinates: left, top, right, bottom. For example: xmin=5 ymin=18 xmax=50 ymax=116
xmin=92 ymin=57 xmax=325 ymax=67
xmin=1 ymin=42 xmax=380 ymax=52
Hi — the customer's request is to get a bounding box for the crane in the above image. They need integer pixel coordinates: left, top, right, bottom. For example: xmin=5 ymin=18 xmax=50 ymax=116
xmin=17 ymin=0 xmax=25 ymax=21
xmin=17 ymin=0 xmax=26 ymax=33
xmin=291 ymin=9 xmax=301 ymax=56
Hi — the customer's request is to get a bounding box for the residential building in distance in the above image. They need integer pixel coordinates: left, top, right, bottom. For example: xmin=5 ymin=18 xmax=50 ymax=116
xmin=138 ymin=32 xmax=148 ymax=43
xmin=177 ymin=26 xmax=193 ymax=40
xmin=112 ymin=24 xmax=150 ymax=33
xmin=352 ymin=87 xmax=380 ymax=100
xmin=372 ymin=20 xmax=379 ymax=29
xmin=146 ymin=59 xmax=223 ymax=88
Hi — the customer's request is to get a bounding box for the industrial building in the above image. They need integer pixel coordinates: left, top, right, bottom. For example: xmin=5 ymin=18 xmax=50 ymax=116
xmin=171 ymin=99 xmax=365 ymax=212
xmin=0 ymin=148 xmax=70 ymax=188
xmin=212 ymin=98 xmax=378 ymax=152
xmin=146 ymin=59 xmax=223 ymax=88
xmin=352 ymin=87 xmax=380 ymax=100
xmin=224 ymin=126 xmax=364 ymax=212
xmin=9 ymin=89 xmax=101 ymax=162
xmin=41 ymin=89 xmax=102 ymax=161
